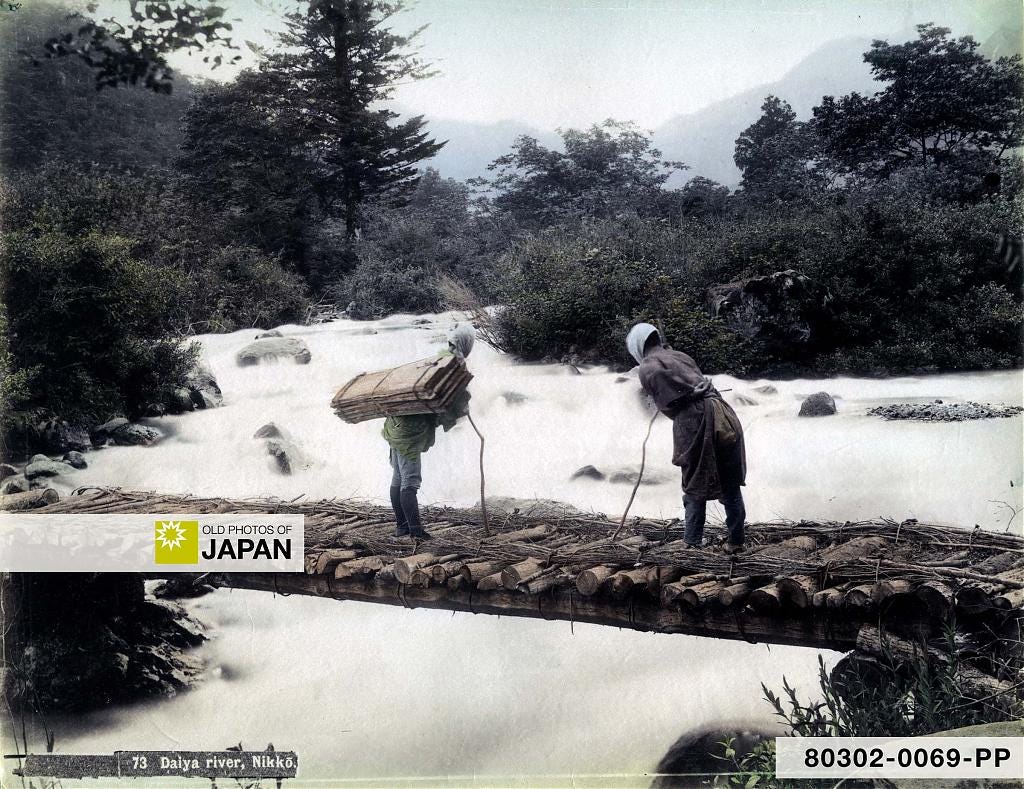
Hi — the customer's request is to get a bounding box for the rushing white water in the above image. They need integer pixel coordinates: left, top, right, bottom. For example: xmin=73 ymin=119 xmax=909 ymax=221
xmin=41 ymin=312 xmax=1024 ymax=786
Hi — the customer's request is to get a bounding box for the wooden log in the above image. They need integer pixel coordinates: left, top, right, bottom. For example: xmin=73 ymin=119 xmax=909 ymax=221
xmin=993 ymin=587 xmax=1024 ymax=610
xmin=313 ymin=549 xmax=359 ymax=575
xmin=747 ymin=582 xmax=781 ymax=612
xmin=446 ymin=574 xmax=466 ymax=593
xmin=915 ymin=580 xmax=955 ymax=615
xmin=521 ymin=570 xmax=570 ymax=595
xmin=461 ymin=560 xmax=506 ymax=582
xmin=430 ymin=560 xmax=463 ymax=584
xmin=776 ymin=575 xmax=818 ymax=608
xmin=576 ymin=565 xmax=618 ymax=596
xmin=394 ymin=553 xmax=437 ymax=584
xmin=975 ymin=553 xmax=1019 ymax=575
xmin=855 ymin=625 xmax=1013 ymax=702
xmin=816 ymin=536 xmax=889 ymax=563
xmin=873 ymin=579 xmax=914 ymax=605
xmin=408 ymin=568 xmax=433 ymax=588
xmin=957 ymin=583 xmax=1002 ymax=611
xmin=334 ymin=556 xmax=386 ymax=580
xmin=502 ymin=558 xmax=546 ymax=590
xmin=376 ymin=565 xmax=396 ymax=586
xmin=719 ymin=580 xmax=752 ymax=607
xmin=477 ymin=571 xmax=504 ymax=591
xmin=824 ymin=585 xmax=852 ymax=609
xmin=661 ymin=574 xmax=719 ymax=606
xmin=609 ymin=568 xmax=651 ymax=600
xmin=0 ymin=488 xmax=59 ymax=511
xmin=750 ymin=535 xmax=817 ymax=559
xmin=650 ymin=567 xmax=684 ymax=591
xmin=842 ymin=583 xmax=875 ymax=610
xmin=679 ymin=580 xmax=724 ymax=608
xmin=488 ymin=526 xmax=550 ymax=544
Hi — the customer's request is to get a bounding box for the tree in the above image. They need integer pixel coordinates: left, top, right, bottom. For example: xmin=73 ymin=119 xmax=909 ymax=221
xmin=30 ymin=0 xmax=237 ymax=93
xmin=813 ymin=24 xmax=1024 ymax=180
xmin=734 ymin=95 xmax=821 ymax=201
xmin=481 ymin=120 xmax=687 ymax=227
xmin=177 ymin=68 xmax=315 ymax=272
xmin=264 ymin=0 xmax=445 ymax=241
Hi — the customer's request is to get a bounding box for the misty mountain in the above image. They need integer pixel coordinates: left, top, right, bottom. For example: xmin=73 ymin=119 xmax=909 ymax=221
xmin=653 ymin=36 xmax=878 ymax=187
xmin=415 ymin=36 xmax=880 ymax=189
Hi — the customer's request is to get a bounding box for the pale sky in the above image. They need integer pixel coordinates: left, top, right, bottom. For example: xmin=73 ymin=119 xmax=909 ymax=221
xmin=96 ymin=0 xmax=1023 ymax=129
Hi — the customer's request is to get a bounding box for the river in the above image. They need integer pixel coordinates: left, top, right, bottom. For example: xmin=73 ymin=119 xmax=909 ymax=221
xmin=36 ymin=312 xmax=1024 ymax=786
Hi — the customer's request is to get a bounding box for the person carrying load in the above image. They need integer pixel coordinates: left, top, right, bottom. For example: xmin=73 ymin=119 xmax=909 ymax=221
xmin=381 ymin=324 xmax=476 ymax=539
xmin=625 ymin=323 xmax=747 ymax=553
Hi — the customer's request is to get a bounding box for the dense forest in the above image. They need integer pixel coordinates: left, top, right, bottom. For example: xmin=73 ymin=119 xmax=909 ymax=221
xmin=1 ymin=1 xmax=1022 ymax=459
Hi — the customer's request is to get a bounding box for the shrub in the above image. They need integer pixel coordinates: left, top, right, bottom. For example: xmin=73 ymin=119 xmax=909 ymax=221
xmin=1 ymin=230 xmax=197 ymax=425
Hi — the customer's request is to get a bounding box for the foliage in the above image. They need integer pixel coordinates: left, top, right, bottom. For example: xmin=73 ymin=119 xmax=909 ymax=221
xmin=0 ymin=230 xmax=197 ymax=425
xmin=813 ymin=24 xmax=1024 ymax=183
xmin=31 ymin=0 xmax=237 ymax=92
xmin=734 ymin=95 xmax=824 ymax=202
xmin=479 ymin=120 xmax=688 ymax=228
xmin=176 ymin=69 xmax=315 ymax=276
xmin=0 ymin=3 xmax=195 ymax=173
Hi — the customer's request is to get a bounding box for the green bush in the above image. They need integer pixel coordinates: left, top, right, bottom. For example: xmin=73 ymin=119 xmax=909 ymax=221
xmin=1 ymin=230 xmax=197 ymax=426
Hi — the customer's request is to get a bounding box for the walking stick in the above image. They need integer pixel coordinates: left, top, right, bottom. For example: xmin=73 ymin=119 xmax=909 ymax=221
xmin=466 ymin=412 xmax=490 ymax=536
xmin=611 ymin=409 xmax=660 ymax=540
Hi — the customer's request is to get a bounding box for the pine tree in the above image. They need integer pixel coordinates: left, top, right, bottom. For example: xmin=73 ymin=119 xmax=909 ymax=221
xmin=268 ymin=0 xmax=445 ymax=240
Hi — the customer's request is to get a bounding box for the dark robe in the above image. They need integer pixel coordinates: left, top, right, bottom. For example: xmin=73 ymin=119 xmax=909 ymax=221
xmin=638 ymin=346 xmax=746 ymax=500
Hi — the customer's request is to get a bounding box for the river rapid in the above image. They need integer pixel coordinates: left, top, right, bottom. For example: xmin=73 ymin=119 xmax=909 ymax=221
xmin=38 ymin=312 xmax=1024 ymax=786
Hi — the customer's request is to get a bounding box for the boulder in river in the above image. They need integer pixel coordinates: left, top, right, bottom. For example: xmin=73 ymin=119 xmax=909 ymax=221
xmin=0 ymin=475 xmax=30 ymax=495
xmin=0 ymin=463 xmax=18 ymax=480
xmin=25 ymin=457 xmax=74 ymax=479
xmin=35 ymin=419 xmax=91 ymax=454
xmin=253 ymin=423 xmax=304 ymax=474
xmin=63 ymin=451 xmax=88 ymax=469
xmin=798 ymin=391 xmax=837 ymax=417
xmin=253 ymin=422 xmax=283 ymax=439
xmin=185 ymin=363 xmax=223 ymax=408
xmin=753 ymin=384 xmax=778 ymax=395
xmin=257 ymin=329 xmax=284 ymax=339
xmin=501 ymin=391 xmax=528 ymax=406
xmin=609 ymin=467 xmax=670 ymax=486
xmin=571 ymin=465 xmax=605 ymax=481
xmin=113 ymin=423 xmax=163 ymax=446
xmin=236 ymin=336 xmax=312 ymax=366
xmin=733 ymin=394 xmax=758 ymax=406
xmin=91 ymin=418 xmax=129 ymax=445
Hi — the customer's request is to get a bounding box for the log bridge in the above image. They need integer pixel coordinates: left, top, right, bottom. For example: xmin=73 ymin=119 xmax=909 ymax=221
xmin=28 ymin=487 xmax=1024 ymax=661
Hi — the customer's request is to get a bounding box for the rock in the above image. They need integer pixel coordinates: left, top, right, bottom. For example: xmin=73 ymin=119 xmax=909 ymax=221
xmin=733 ymin=394 xmax=758 ymax=406
xmin=609 ymin=467 xmax=670 ymax=486
xmin=653 ymin=727 xmax=772 ymax=786
xmin=868 ymin=401 xmax=1023 ymax=422
xmin=91 ymin=418 xmax=129 ymax=445
xmin=571 ymin=465 xmax=605 ymax=481
xmin=185 ymin=364 xmax=223 ymax=408
xmin=0 ymin=475 xmax=30 ymax=494
xmin=29 ymin=454 xmax=49 ymax=463
xmin=253 ymin=422 xmax=283 ymax=439
xmin=25 ymin=458 xmax=73 ymax=479
xmin=752 ymin=384 xmax=777 ymax=395
xmin=110 ymin=423 xmax=162 ymax=446
xmin=167 ymin=388 xmax=195 ymax=414
xmin=412 ymin=318 xmax=431 ymax=325
xmin=0 ymin=463 xmax=17 ymax=480
xmin=152 ymin=575 xmax=216 ymax=600
xmin=35 ymin=419 xmax=91 ymax=454
xmin=142 ymin=402 xmax=166 ymax=417
xmin=236 ymin=336 xmax=311 ymax=366
xmin=257 ymin=329 xmax=283 ymax=338
xmin=62 ymin=451 xmax=88 ymax=470
xmin=501 ymin=391 xmax=528 ymax=406
xmin=798 ymin=392 xmax=837 ymax=417
xmin=352 ymin=327 xmax=378 ymax=336
xmin=265 ymin=438 xmax=301 ymax=474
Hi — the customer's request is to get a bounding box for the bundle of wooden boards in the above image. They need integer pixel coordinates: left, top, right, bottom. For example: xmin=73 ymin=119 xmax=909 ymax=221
xmin=331 ymin=354 xmax=472 ymax=424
